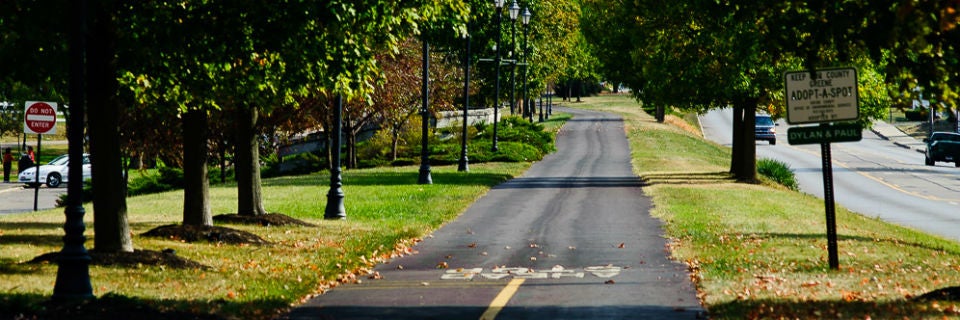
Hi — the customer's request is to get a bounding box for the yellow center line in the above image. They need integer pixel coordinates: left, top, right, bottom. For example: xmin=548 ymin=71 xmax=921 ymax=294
xmin=479 ymin=278 xmax=525 ymax=320
xmin=785 ymin=143 xmax=958 ymax=201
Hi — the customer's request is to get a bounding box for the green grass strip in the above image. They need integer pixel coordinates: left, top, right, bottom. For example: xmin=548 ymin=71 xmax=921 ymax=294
xmin=583 ymin=94 xmax=960 ymax=319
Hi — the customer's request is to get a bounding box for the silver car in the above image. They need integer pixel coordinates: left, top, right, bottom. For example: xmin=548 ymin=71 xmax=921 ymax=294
xmin=18 ymin=154 xmax=92 ymax=188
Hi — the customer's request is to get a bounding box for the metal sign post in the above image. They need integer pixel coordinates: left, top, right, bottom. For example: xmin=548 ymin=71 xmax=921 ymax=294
xmin=785 ymin=68 xmax=859 ymax=270
xmin=33 ymin=135 xmax=41 ymax=211
xmin=819 ymin=130 xmax=840 ymax=269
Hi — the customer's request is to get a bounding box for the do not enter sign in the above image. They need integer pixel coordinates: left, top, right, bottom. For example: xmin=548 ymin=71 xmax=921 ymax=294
xmin=24 ymin=101 xmax=58 ymax=135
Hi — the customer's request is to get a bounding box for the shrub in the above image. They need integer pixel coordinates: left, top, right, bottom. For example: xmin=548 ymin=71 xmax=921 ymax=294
xmin=268 ymin=115 xmax=555 ymax=171
xmin=904 ymin=109 xmax=926 ymax=121
xmin=357 ymin=158 xmax=389 ymax=168
xmin=757 ymin=158 xmax=798 ymax=190
xmin=56 ymin=179 xmax=94 ymax=207
xmin=357 ymin=129 xmax=399 ymax=161
xmin=516 ymin=118 xmax=553 ymax=152
xmin=260 ymin=152 xmax=282 ymax=178
xmin=356 ymin=116 xmax=434 ymax=163
xmin=261 ymin=150 xmax=326 ymax=178
xmin=429 ymin=116 xmax=554 ymax=165
xmin=464 ymin=141 xmax=543 ymax=163
xmin=207 ymin=165 xmax=235 ymax=184
xmin=475 ymin=116 xmax=555 ymax=155
xmin=63 ymin=166 xmax=182 ymax=206
xmin=391 ymin=158 xmax=417 ymax=166
xmin=127 ymin=166 xmax=184 ymax=196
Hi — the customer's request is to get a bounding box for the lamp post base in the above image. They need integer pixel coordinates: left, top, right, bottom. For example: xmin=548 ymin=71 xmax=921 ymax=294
xmin=324 ymin=188 xmax=346 ymax=220
xmin=418 ymin=166 xmax=433 ymax=184
xmin=458 ymin=156 xmax=469 ymax=172
xmin=52 ymin=253 xmax=93 ymax=302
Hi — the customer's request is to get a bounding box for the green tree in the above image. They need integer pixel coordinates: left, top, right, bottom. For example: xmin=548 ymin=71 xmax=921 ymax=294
xmin=118 ymin=0 xmax=470 ymax=218
xmin=528 ymin=0 xmax=583 ymax=102
xmin=594 ymin=0 xmax=952 ymax=182
xmin=581 ymin=0 xmax=634 ymax=91
xmin=120 ymin=1 xmax=227 ymax=226
xmin=609 ymin=1 xmax=815 ymax=181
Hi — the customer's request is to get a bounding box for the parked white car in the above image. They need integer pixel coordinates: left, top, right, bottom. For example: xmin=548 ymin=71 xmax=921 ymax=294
xmin=18 ymin=154 xmax=91 ymax=188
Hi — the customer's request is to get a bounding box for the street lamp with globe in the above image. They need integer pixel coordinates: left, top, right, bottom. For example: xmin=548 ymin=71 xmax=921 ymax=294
xmin=508 ymin=0 xmax=519 ymax=116
xmin=520 ymin=7 xmax=532 ymax=122
xmin=490 ymin=0 xmax=505 ymax=152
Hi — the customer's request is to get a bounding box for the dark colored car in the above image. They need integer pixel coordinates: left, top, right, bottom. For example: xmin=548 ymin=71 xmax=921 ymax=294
xmin=755 ymin=114 xmax=777 ymax=145
xmin=924 ymin=132 xmax=960 ymax=167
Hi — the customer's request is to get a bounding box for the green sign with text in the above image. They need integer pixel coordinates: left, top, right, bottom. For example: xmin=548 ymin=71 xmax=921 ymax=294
xmin=787 ymin=123 xmax=862 ymax=145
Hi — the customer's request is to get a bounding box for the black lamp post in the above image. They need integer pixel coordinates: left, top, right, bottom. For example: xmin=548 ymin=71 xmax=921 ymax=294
xmin=490 ymin=0 xmax=505 ymax=152
xmin=508 ymin=0 xmax=519 ymax=116
xmin=325 ymin=94 xmax=346 ymax=219
xmin=418 ymin=38 xmax=433 ymax=184
xmin=458 ymin=24 xmax=472 ymax=172
xmin=539 ymin=95 xmax=544 ymax=122
xmin=53 ymin=0 xmax=93 ymax=301
xmin=520 ymin=7 xmax=531 ymax=123
xmin=548 ymin=83 xmax=553 ymax=116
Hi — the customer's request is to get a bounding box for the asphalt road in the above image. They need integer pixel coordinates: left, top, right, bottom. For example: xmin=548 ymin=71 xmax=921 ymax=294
xmin=0 ymin=183 xmax=66 ymax=214
xmin=287 ymin=107 xmax=705 ymax=319
xmin=700 ymin=109 xmax=960 ymax=241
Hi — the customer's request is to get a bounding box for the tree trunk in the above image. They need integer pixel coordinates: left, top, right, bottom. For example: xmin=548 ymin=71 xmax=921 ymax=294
xmin=348 ymin=131 xmax=357 ymax=169
xmin=235 ymin=106 xmax=266 ymax=216
xmin=391 ymin=128 xmax=400 ymax=161
xmin=182 ymin=110 xmax=212 ymax=226
xmin=730 ymin=106 xmax=743 ymax=174
xmin=577 ymin=80 xmax=583 ymax=102
xmin=731 ymin=100 xmax=758 ymax=182
xmin=325 ymin=118 xmax=333 ymax=170
xmin=343 ymin=115 xmax=357 ymax=169
xmin=219 ymin=139 xmax=227 ymax=184
xmin=88 ymin=4 xmax=133 ymax=252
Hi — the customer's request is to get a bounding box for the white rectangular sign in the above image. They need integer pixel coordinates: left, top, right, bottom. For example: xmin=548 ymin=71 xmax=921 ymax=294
xmin=785 ymin=68 xmax=858 ymax=124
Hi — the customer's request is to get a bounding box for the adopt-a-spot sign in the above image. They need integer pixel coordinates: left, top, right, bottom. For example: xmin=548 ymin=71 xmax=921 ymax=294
xmin=24 ymin=101 xmax=58 ymax=135
xmin=783 ymin=67 xmax=861 ymax=270
xmin=785 ymin=68 xmax=861 ymax=145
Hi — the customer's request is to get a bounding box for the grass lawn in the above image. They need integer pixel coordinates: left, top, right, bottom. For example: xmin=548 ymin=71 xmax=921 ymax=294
xmin=0 ymin=163 xmax=533 ymax=319
xmin=579 ymin=94 xmax=960 ymax=319
xmin=0 ymin=115 xmax=573 ymax=319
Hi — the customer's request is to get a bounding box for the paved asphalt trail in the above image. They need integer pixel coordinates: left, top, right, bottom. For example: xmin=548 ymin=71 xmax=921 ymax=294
xmin=286 ymin=107 xmax=704 ymax=319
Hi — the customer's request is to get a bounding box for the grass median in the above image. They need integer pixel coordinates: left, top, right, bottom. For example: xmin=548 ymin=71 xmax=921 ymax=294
xmin=579 ymin=94 xmax=960 ymax=319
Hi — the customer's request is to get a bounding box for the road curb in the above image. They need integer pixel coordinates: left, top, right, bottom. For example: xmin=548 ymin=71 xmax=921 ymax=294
xmin=0 ymin=185 xmax=24 ymax=194
xmin=870 ymin=128 xmax=890 ymax=141
xmin=869 ymin=125 xmax=926 ymax=153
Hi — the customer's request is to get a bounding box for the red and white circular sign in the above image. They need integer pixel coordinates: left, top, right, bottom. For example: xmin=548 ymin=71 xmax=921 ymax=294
xmin=24 ymin=101 xmax=58 ymax=134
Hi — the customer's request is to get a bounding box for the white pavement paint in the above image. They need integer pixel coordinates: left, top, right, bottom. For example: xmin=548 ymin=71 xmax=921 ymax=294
xmin=440 ymin=265 xmax=620 ymax=281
